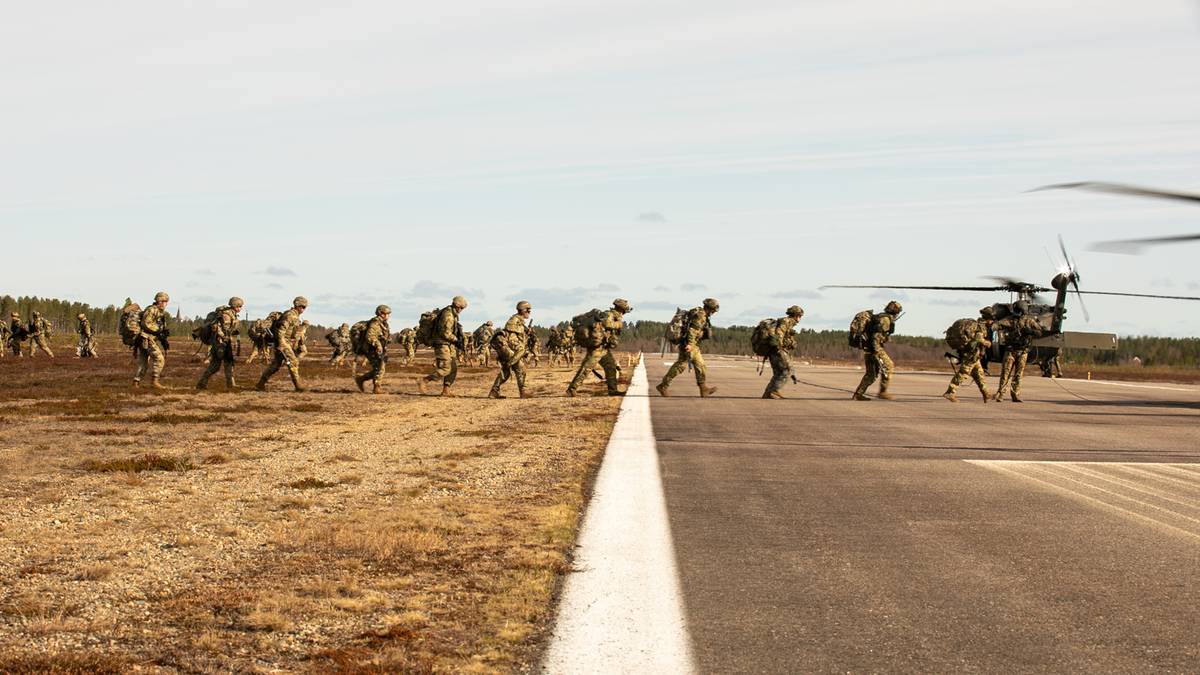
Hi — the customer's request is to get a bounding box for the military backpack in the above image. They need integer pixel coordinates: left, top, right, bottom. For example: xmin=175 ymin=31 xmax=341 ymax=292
xmin=848 ymin=309 xmax=874 ymax=349
xmin=664 ymin=308 xmax=688 ymax=345
xmin=944 ymin=318 xmax=980 ymax=352
xmin=248 ymin=311 xmax=282 ymax=344
xmin=571 ymin=309 xmax=607 ymax=349
xmin=750 ymin=318 xmax=778 ymax=357
xmin=118 ymin=303 xmax=143 ymax=346
xmin=415 ymin=308 xmax=442 ymax=346
xmin=349 ymin=321 xmax=371 ymax=355
xmin=193 ymin=306 xmax=228 ymax=346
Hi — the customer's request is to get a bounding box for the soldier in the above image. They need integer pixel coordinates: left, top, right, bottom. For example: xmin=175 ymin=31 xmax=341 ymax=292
xmin=26 ymin=311 xmax=55 ymax=357
xmin=354 ymin=305 xmax=391 ymax=394
xmin=561 ymin=325 xmax=576 ymax=365
xmin=993 ymin=300 xmax=1048 ymax=403
xmin=852 ymin=300 xmax=902 ymax=401
xmin=76 ymin=313 xmax=99 ymax=358
xmin=461 ymin=332 xmax=476 ymax=366
xmin=196 ymin=297 xmax=244 ymax=390
xmin=296 ymin=320 xmax=310 ymax=360
xmin=0 ymin=317 xmax=8 ymax=358
xmin=525 ymin=325 xmax=541 ymax=368
xmin=134 ymin=291 xmax=171 ymax=389
xmin=417 ymin=296 xmax=467 ymax=396
xmin=567 ymin=298 xmax=631 ymax=397
xmin=245 ymin=314 xmax=275 ymax=365
xmin=396 ymin=326 xmax=417 ymax=365
xmin=255 ymin=297 xmax=309 ymax=392
xmin=473 ymin=321 xmax=495 ymax=367
xmin=761 ymin=305 xmax=805 ymax=399
xmin=942 ymin=307 xmax=995 ymax=403
xmin=489 ymin=301 xmax=533 ymax=399
xmin=327 ymin=323 xmax=352 ymax=366
xmin=7 ymin=312 xmax=26 ymax=357
xmin=656 ymin=298 xmax=719 ymax=398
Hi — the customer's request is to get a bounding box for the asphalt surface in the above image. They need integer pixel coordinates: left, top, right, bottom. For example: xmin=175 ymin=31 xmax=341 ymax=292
xmin=646 ymin=355 xmax=1200 ymax=673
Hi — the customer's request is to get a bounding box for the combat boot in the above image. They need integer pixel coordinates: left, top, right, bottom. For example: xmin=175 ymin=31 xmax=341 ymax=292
xmin=655 ymin=383 xmax=670 ymax=397
xmin=372 ymin=381 xmax=382 ymax=395
xmin=608 ymin=389 xmax=624 ymax=397
xmin=980 ymin=390 xmax=990 ymax=403
xmin=440 ymin=385 xmax=456 ymax=397
xmin=699 ymin=386 xmax=716 ymax=398
xmin=565 ymin=388 xmax=577 ymax=398
xmin=852 ymin=392 xmax=870 ymax=401
xmin=488 ymin=387 xmax=505 ymax=399
xmin=942 ymin=390 xmax=958 ymax=403
xmin=1010 ymin=393 xmax=1023 ymax=403
xmin=355 ymin=375 xmax=366 ymax=393
xmin=764 ymin=391 xmax=783 ymax=399
xmin=415 ymin=377 xmax=428 ymax=394
xmin=290 ymin=372 xmax=306 ymax=392
xmin=519 ymin=388 xmax=533 ymax=399
xmin=877 ymin=390 xmax=895 ymax=400
xmin=992 ymin=392 xmax=1003 ymax=402
xmin=132 ymin=379 xmax=141 ymax=389
xmin=151 ymin=377 xmax=166 ymax=391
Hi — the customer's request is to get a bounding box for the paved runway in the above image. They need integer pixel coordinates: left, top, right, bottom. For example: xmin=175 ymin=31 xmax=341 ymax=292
xmin=646 ymin=355 xmax=1200 ymax=673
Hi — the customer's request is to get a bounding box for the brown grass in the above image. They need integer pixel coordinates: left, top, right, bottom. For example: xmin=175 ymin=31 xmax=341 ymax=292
xmin=82 ymin=453 xmax=193 ymax=473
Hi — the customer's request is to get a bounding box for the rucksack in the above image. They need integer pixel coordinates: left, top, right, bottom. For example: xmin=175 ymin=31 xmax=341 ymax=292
xmin=664 ymin=308 xmax=687 ymax=345
xmin=194 ymin=306 xmax=226 ymax=346
xmin=41 ymin=319 xmax=53 ymax=339
xmin=119 ymin=303 xmax=142 ymax=346
xmin=571 ymin=309 xmax=607 ymax=348
xmin=945 ymin=318 xmax=980 ymax=351
xmin=415 ymin=308 xmax=441 ymax=346
xmin=848 ymin=310 xmax=874 ymax=349
xmin=750 ymin=318 xmax=778 ymax=357
xmin=248 ymin=311 xmax=282 ymax=344
xmin=349 ymin=321 xmax=370 ymax=355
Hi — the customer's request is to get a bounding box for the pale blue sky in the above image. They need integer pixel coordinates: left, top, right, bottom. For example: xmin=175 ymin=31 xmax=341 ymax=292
xmin=3 ymin=0 xmax=1200 ymax=336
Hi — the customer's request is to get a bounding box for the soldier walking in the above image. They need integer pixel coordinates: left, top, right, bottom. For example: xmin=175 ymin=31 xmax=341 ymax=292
xmin=489 ymin=301 xmax=533 ymax=399
xmin=327 ymin=323 xmax=352 ymax=366
xmin=134 ymin=292 xmax=171 ymax=389
xmin=26 ymin=311 xmax=55 ymax=357
xmin=567 ymin=299 xmax=631 ymax=397
xmin=417 ymin=296 xmax=467 ymax=396
xmin=473 ymin=321 xmax=495 ymax=367
xmin=0 ymin=318 xmax=8 ymax=358
xmin=525 ymin=325 xmax=541 ymax=368
xmin=355 ymin=305 xmax=391 ymax=394
xmin=255 ymin=297 xmax=309 ymax=392
xmin=942 ymin=307 xmax=994 ymax=403
xmin=196 ymin=297 xmax=244 ymax=391
xmin=852 ymin=300 xmax=902 ymax=401
xmin=76 ymin=313 xmax=99 ymax=358
xmin=761 ymin=305 xmax=805 ymax=399
xmin=993 ymin=300 xmax=1048 ymax=403
xmin=656 ymin=298 xmax=719 ymax=398
xmin=396 ymin=327 xmax=417 ymax=365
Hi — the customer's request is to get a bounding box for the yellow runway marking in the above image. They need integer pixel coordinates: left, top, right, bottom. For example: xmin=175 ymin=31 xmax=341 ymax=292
xmin=966 ymin=460 xmax=1200 ymax=542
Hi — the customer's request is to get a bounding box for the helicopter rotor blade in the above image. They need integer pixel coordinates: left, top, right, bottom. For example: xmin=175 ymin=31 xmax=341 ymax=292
xmin=1032 ymin=182 xmax=1200 ymax=204
xmin=1074 ymin=290 xmax=1200 ymax=301
xmin=1090 ymin=233 xmax=1200 ymax=255
xmin=820 ymin=284 xmax=1016 ymax=292
xmin=1057 ymin=235 xmax=1089 ymax=321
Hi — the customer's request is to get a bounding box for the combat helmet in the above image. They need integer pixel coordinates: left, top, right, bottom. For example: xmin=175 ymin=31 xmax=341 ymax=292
xmin=786 ymin=305 xmax=805 ymax=318
xmin=702 ymin=298 xmax=720 ymax=313
xmin=154 ymin=291 xmax=170 ymax=303
xmin=979 ymin=306 xmax=995 ymax=320
xmin=376 ymin=304 xmax=391 ymax=316
xmin=612 ymin=298 xmax=632 ymax=313
xmin=516 ymin=300 xmax=532 ymax=312
xmin=1012 ymin=300 xmax=1029 ymax=315
xmin=293 ymin=296 xmax=309 ymax=309
xmin=884 ymin=300 xmax=902 ymax=315
xmin=452 ymin=295 xmax=468 ymax=310
xmin=77 ymin=313 xmax=87 ymax=320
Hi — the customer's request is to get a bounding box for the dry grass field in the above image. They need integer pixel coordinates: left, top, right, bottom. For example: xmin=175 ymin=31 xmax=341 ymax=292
xmin=0 ymin=338 xmax=629 ymax=673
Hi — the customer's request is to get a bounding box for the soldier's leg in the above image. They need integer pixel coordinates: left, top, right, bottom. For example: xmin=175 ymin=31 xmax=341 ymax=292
xmin=134 ymin=345 xmax=150 ymax=384
xmin=425 ymin=345 xmax=452 ymax=383
xmin=947 ymin=351 xmax=970 ymax=393
xmin=568 ymin=349 xmax=600 ymax=394
xmin=970 ymin=358 xmax=989 ymax=397
xmin=764 ymin=351 xmax=791 ymax=398
xmin=490 ymin=361 xmax=511 ymax=395
xmin=659 ymin=347 xmax=690 ymax=388
xmin=598 ymin=349 xmax=620 ymax=394
xmin=854 ymin=352 xmax=878 ymax=398
xmin=76 ymin=337 xmax=85 ymax=358
xmin=512 ymin=357 xmax=529 ymax=395
xmin=994 ymin=352 xmax=1014 ymax=399
xmin=256 ymin=350 xmax=285 ymax=389
xmin=876 ymin=349 xmax=894 ymax=395
xmin=690 ymin=347 xmax=709 ymax=386
xmin=1010 ymin=350 xmax=1029 ymax=399
xmin=196 ymin=345 xmax=223 ymax=388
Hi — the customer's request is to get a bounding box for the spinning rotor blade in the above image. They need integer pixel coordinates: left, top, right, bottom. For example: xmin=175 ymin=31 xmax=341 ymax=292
xmin=1033 ymin=182 xmax=1200 ymax=204
xmin=1075 ymin=290 xmax=1200 ymax=302
xmin=1091 ymin=233 xmax=1200 ymax=255
xmin=1058 ymin=235 xmax=1089 ymax=321
xmin=820 ymin=284 xmax=1016 ymax=292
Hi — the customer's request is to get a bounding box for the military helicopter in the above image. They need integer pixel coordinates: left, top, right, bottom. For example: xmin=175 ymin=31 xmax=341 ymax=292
xmin=1035 ymin=182 xmax=1200 ymax=253
xmin=822 ymin=237 xmax=1200 ymax=375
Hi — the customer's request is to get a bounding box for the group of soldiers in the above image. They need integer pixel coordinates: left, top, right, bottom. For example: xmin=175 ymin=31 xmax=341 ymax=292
xmin=4 ymin=311 xmax=97 ymax=359
xmin=8 ymin=292 xmax=1055 ymax=402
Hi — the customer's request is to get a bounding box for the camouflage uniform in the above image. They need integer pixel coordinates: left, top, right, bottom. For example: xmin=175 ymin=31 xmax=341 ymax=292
xmin=76 ymin=314 xmax=98 ymax=358
xmin=245 ymin=315 xmax=275 ymax=365
xmin=0 ymin=318 xmax=8 ymax=358
xmin=943 ymin=308 xmax=994 ymax=403
xmin=567 ymin=299 xmax=631 ymax=396
xmin=419 ymin=297 xmax=466 ymax=396
xmin=255 ymin=297 xmax=308 ymax=392
xmin=561 ymin=326 xmax=576 ymax=365
xmin=327 ymin=324 xmax=352 ymax=366
xmin=994 ymin=311 xmax=1047 ymax=402
xmin=473 ymin=322 xmax=495 ymax=367
xmin=196 ymin=298 xmax=243 ymax=390
xmin=525 ymin=326 xmax=541 ymax=367
xmin=853 ymin=301 xmax=902 ymax=400
xmin=296 ymin=321 xmax=310 ymax=359
xmin=355 ymin=306 xmax=391 ymax=393
xmin=490 ymin=302 xmax=532 ymax=398
xmin=657 ymin=299 xmax=719 ymax=397
xmin=134 ymin=292 xmax=171 ymax=389
xmin=396 ymin=327 xmax=417 ymax=365
xmin=762 ymin=306 xmax=804 ymax=399
xmin=27 ymin=312 xmax=55 ymax=357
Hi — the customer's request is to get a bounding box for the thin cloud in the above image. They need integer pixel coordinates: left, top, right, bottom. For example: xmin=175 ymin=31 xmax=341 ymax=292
xmin=264 ymin=266 xmax=297 ymax=277
xmin=769 ymin=289 xmax=823 ymax=299
xmin=194 ymin=268 xmax=215 ymax=276
xmin=506 ymin=285 xmax=621 ymax=308
xmin=868 ymin=290 xmax=908 ymax=301
xmin=409 ymin=280 xmax=484 ymax=300
xmin=636 ymin=212 xmax=667 ymax=223
xmin=653 ymin=285 xmax=671 ymax=292
xmin=680 ymin=282 xmax=707 ymax=292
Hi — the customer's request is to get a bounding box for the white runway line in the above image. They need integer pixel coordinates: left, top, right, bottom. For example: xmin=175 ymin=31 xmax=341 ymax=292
xmin=542 ymin=354 xmax=696 ymax=674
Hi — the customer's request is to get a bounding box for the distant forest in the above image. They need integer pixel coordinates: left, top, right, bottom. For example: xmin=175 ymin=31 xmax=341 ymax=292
xmin=4 ymin=296 xmax=1197 ymax=367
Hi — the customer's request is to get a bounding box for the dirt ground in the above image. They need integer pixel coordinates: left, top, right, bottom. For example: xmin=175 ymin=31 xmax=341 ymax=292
xmin=0 ymin=339 xmax=629 ymax=673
